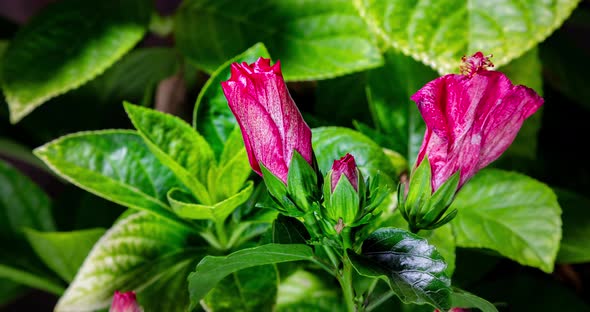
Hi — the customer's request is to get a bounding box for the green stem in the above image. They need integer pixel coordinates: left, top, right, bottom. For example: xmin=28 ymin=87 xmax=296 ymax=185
xmin=303 ymin=212 xmax=340 ymax=268
xmin=366 ymin=290 xmax=394 ymax=312
xmin=339 ymin=254 xmax=357 ymax=312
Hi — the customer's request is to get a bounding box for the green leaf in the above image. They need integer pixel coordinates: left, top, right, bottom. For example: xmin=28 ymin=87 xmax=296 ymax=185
xmin=314 ymin=73 xmax=371 ymax=127
xmin=450 ymin=169 xmax=562 ymax=273
xmin=23 ymin=228 xmax=105 ymax=283
xmin=276 ymin=269 xmax=342 ymax=311
xmin=168 ymin=181 xmax=254 ymax=222
xmin=365 ymin=49 xmax=438 ymax=165
xmin=175 ymin=0 xmax=382 ymax=80
xmin=188 ymin=244 xmax=315 ymax=309
xmin=0 ymin=279 xmax=28 ymax=306
xmin=54 ymin=211 xmax=203 ymax=312
xmin=1 ymin=0 xmax=152 ymax=123
xmin=272 ymin=215 xmax=310 ymax=245
xmin=312 ymin=127 xmax=397 ymax=180
xmin=348 ymin=228 xmax=451 ymax=310
xmin=124 ymin=102 xmax=215 ymax=204
xmin=451 ymin=289 xmax=498 ymax=312
xmin=203 ymin=265 xmax=278 ymax=312
xmin=214 ymin=127 xmax=252 ymax=201
xmin=91 ymin=47 xmax=180 ymax=106
xmin=34 ymin=130 xmax=184 ymax=221
xmin=354 ymin=0 xmax=581 ymax=74
xmin=193 ymin=43 xmax=271 ymax=157
xmin=0 ymin=159 xmax=55 ymax=238
xmin=286 ymin=152 xmax=318 ymax=212
xmin=0 ymin=137 xmax=49 ymax=173
xmin=555 ymin=190 xmax=590 ymax=263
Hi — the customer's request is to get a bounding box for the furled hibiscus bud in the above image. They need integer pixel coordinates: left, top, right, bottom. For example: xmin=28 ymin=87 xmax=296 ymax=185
xmin=221 ymin=58 xmax=318 ymax=217
xmin=110 ymin=291 xmax=142 ymax=312
xmin=400 ymin=52 xmax=543 ymax=232
xmin=323 ymin=154 xmax=363 ymax=228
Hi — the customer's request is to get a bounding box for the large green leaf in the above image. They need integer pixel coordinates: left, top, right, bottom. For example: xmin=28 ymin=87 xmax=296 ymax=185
xmin=193 ymin=43 xmax=270 ymax=157
xmin=203 ymin=265 xmax=278 ymax=311
xmin=24 ymin=228 xmax=105 ymax=283
xmin=124 ymin=102 xmax=214 ymax=204
xmin=54 ymin=211 xmax=203 ymax=312
xmin=175 ymin=0 xmax=383 ymax=80
xmin=450 ymin=289 xmax=498 ymax=312
xmin=365 ymin=49 xmax=438 ymax=165
xmin=348 ymin=228 xmax=451 ymax=310
xmin=354 ymin=0 xmax=581 ymax=74
xmin=34 ymin=130 xmax=183 ymax=221
xmin=312 ymin=127 xmax=398 ymax=179
xmin=451 ymin=169 xmax=562 ymax=273
xmin=1 ymin=0 xmax=152 ymax=123
xmin=555 ymin=190 xmax=590 ymax=263
xmin=188 ymin=244 xmax=315 ymax=309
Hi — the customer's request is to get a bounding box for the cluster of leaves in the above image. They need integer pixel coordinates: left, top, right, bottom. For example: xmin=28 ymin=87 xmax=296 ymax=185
xmin=0 ymin=0 xmax=589 ymax=311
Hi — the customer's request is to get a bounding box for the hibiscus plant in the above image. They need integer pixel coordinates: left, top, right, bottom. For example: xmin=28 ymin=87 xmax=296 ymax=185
xmin=0 ymin=1 xmax=589 ymax=312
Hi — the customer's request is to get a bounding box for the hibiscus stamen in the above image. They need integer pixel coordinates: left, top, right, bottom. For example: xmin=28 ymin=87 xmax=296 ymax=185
xmin=460 ymin=52 xmax=494 ymax=77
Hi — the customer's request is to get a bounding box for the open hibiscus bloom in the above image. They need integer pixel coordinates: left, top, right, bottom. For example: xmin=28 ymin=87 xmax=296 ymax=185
xmin=412 ymin=52 xmax=544 ymax=191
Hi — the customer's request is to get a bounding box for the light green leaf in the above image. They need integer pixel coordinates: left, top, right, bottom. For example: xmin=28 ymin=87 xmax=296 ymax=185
xmin=24 ymin=228 xmax=105 ymax=283
xmin=193 ymin=43 xmax=270 ymax=157
xmin=312 ymin=127 xmax=397 ymax=180
xmin=365 ymin=49 xmax=438 ymax=165
xmin=203 ymin=265 xmax=278 ymax=312
xmin=168 ymin=181 xmax=254 ymax=222
xmin=34 ymin=130 xmax=183 ymax=221
xmin=355 ymin=0 xmax=581 ymax=74
xmin=348 ymin=228 xmax=451 ymax=310
xmin=188 ymin=244 xmax=315 ymax=308
xmin=176 ymin=0 xmax=383 ymax=80
xmin=214 ymin=127 xmax=252 ymax=201
xmin=451 ymin=169 xmax=562 ymax=273
xmin=276 ymin=269 xmax=342 ymax=311
xmin=1 ymin=0 xmax=152 ymax=123
xmin=451 ymin=289 xmax=498 ymax=312
xmin=54 ymin=211 xmax=203 ymax=312
xmin=555 ymin=190 xmax=590 ymax=263
xmin=124 ymin=102 xmax=214 ymax=204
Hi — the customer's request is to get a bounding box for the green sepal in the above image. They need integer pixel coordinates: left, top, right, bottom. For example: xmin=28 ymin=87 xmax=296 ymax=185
xmin=260 ymin=164 xmax=303 ymax=217
xmin=286 ymin=151 xmax=319 ymax=213
xmin=323 ymin=171 xmax=360 ymax=225
xmin=363 ymin=172 xmax=389 ymax=214
xmin=405 ymin=156 xmax=433 ymax=226
xmin=418 ymin=170 xmax=460 ymax=228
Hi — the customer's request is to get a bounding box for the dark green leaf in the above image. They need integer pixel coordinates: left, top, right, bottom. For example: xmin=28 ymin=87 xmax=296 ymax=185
xmin=314 ymin=72 xmax=371 ymax=127
xmin=555 ymin=189 xmax=590 ymax=263
xmin=34 ymin=130 xmax=184 ymax=221
xmin=451 ymin=288 xmax=498 ymax=312
xmin=203 ymin=265 xmax=278 ymax=312
xmin=272 ymin=215 xmax=310 ymax=245
xmin=348 ymin=228 xmax=451 ymax=310
xmin=23 ymin=228 xmax=105 ymax=283
xmin=175 ymin=0 xmax=382 ymax=80
xmin=365 ymin=49 xmax=438 ymax=165
xmin=188 ymin=244 xmax=315 ymax=308
xmin=355 ymin=0 xmax=580 ymax=73
xmin=1 ymin=0 xmax=151 ymax=122
xmin=54 ymin=211 xmax=204 ymax=312
xmin=124 ymin=102 xmax=214 ymax=204
xmin=451 ymin=169 xmax=562 ymax=273
xmin=193 ymin=43 xmax=270 ymax=156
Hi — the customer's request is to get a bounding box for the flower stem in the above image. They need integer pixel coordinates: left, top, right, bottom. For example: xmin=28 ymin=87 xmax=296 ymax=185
xmin=215 ymin=219 xmax=229 ymax=250
xmin=339 ymin=253 xmax=357 ymax=312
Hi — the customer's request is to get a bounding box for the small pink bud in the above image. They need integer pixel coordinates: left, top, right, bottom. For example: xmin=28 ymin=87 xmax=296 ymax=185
xmin=411 ymin=52 xmax=543 ymax=192
xmin=221 ymin=57 xmax=313 ymax=184
xmin=109 ymin=291 xmax=142 ymax=312
xmin=331 ymin=153 xmax=358 ymax=192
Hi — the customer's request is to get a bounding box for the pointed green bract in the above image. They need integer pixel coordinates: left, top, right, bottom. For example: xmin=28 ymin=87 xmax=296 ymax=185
xmin=286 ymin=152 xmax=319 ymax=213
xmin=355 ymin=0 xmax=581 ymax=73
xmin=1 ymin=0 xmax=151 ymax=123
xmin=451 ymin=169 xmax=562 ymax=273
